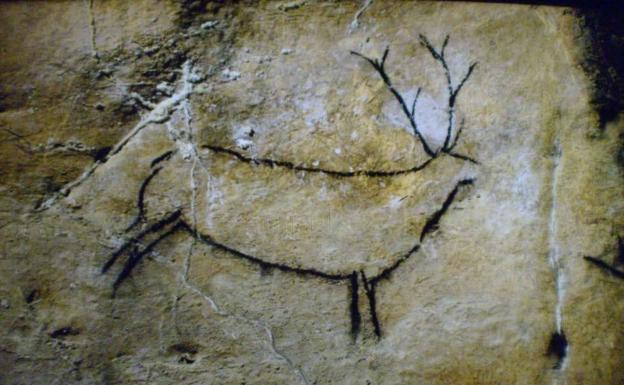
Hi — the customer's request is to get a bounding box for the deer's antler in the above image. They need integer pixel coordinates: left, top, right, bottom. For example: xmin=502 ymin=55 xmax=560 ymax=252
xmin=352 ymin=34 xmax=478 ymax=163
xmin=419 ymin=34 xmax=478 ymax=158
xmin=351 ymin=47 xmax=435 ymax=157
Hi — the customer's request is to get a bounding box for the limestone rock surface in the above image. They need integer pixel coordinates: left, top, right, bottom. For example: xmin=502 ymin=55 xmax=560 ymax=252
xmin=1 ymin=1 xmax=623 ymax=385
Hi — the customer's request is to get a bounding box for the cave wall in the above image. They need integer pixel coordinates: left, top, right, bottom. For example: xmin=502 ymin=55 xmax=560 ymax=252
xmin=1 ymin=1 xmax=623 ymax=384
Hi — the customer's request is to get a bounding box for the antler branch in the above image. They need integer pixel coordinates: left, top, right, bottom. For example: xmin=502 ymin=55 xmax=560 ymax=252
xmin=419 ymin=34 xmax=478 ymax=158
xmin=351 ymin=48 xmax=435 ymax=157
xmin=351 ymin=34 xmax=478 ymax=162
xmin=410 ymin=87 xmax=422 ymax=119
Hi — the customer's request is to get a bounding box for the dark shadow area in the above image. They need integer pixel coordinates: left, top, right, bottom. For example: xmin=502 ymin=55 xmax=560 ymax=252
xmin=547 ymin=331 xmax=568 ymax=369
xmin=466 ymin=1 xmax=624 ymax=128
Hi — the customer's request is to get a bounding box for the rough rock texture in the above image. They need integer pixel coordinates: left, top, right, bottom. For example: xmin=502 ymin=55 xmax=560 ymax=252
xmin=1 ymin=1 xmax=623 ymax=384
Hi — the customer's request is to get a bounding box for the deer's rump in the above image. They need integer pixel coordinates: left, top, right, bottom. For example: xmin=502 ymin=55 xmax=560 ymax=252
xmin=151 ymin=153 xmax=473 ymax=277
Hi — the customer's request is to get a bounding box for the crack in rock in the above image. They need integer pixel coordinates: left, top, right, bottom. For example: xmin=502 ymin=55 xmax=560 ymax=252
xmin=348 ymin=0 xmax=373 ymax=33
xmin=144 ymin=247 xmax=310 ymax=385
xmin=36 ymin=61 xmax=203 ymax=211
xmin=84 ymin=0 xmax=98 ymax=59
xmin=547 ymin=137 xmax=569 ymax=378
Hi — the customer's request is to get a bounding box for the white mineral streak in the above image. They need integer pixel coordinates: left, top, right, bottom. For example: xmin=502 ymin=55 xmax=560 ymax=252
xmin=84 ymin=0 xmax=98 ymax=58
xmin=548 ymin=137 xmax=569 ymax=380
xmin=62 ymin=58 xmax=312 ymax=384
xmin=38 ymin=61 xmax=200 ymax=211
xmin=348 ymin=0 xmax=373 ymax=33
xmin=154 ymin=63 xmax=310 ymax=385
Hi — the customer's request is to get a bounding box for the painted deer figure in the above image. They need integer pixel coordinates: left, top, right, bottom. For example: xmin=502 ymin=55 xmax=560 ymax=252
xmin=59 ymin=34 xmax=479 ymax=339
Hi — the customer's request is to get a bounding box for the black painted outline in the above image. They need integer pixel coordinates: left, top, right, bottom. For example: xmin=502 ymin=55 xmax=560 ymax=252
xmin=102 ymin=34 xmax=480 ymax=340
xmin=576 ymin=237 xmax=624 ymax=367
xmin=195 ymin=35 xmax=478 ymax=176
xmin=351 ymin=35 xmax=478 ymax=164
xmin=584 ymin=237 xmax=624 ymax=280
xmin=103 ymin=156 xmax=474 ymax=339
xmin=202 ymin=144 xmax=436 ymax=177
xmin=125 ymin=150 xmax=178 ymax=231
xmin=584 ymin=256 xmax=624 ymax=279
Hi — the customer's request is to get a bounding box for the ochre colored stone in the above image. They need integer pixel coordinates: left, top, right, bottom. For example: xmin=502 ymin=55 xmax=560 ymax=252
xmin=1 ymin=2 xmax=623 ymax=384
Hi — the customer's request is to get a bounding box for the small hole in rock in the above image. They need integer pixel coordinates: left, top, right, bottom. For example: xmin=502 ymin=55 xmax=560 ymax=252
xmin=25 ymin=289 xmax=39 ymax=304
xmin=50 ymin=326 xmax=80 ymax=339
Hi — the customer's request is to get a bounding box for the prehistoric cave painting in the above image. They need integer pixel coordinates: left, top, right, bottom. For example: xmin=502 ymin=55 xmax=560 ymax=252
xmin=350 ymin=34 xmax=477 ymax=163
xmin=584 ymin=237 xmax=624 ymax=280
xmin=97 ymin=34 xmax=479 ymax=339
xmin=569 ymin=237 xmax=624 ymax=367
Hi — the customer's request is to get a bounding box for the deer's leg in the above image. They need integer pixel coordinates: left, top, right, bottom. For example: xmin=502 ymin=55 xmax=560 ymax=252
xmin=102 ymin=210 xmax=183 ymax=295
xmin=355 ymin=179 xmax=475 ymax=339
xmin=348 ymin=271 xmax=361 ymax=340
xmin=360 ymin=271 xmax=382 ymax=339
xmin=348 ymin=271 xmax=382 ymax=339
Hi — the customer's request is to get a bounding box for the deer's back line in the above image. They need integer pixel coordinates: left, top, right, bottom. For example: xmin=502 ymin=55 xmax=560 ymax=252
xmin=200 ymin=144 xmax=436 ymax=177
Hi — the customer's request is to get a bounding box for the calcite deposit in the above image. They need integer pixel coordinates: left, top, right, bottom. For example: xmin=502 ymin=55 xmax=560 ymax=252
xmin=1 ymin=1 xmax=623 ymax=385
